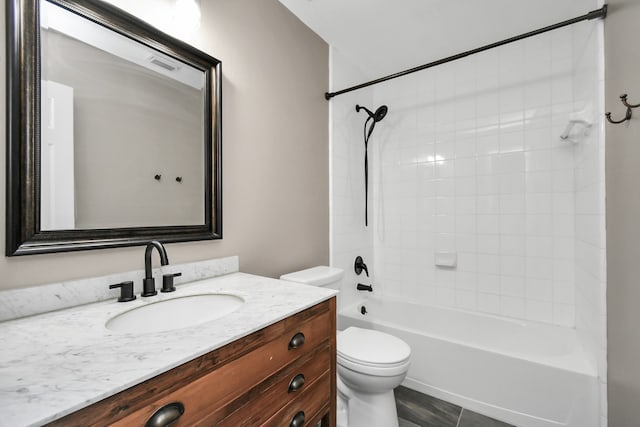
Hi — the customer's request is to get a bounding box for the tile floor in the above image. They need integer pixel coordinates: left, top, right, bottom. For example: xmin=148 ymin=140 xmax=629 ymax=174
xmin=395 ymin=386 xmax=515 ymax=427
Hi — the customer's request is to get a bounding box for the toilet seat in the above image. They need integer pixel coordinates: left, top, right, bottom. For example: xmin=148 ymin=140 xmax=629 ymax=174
xmin=337 ymin=327 xmax=411 ymax=377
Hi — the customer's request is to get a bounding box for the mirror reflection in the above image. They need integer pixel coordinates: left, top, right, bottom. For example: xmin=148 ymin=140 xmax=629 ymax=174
xmin=40 ymin=0 xmax=206 ymax=230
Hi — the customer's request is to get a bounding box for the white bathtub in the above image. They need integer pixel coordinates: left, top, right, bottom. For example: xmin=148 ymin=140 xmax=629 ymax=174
xmin=338 ymin=297 xmax=598 ymax=427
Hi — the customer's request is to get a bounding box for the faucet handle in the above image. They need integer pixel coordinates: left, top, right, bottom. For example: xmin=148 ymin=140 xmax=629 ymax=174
xmin=109 ymin=281 xmax=137 ymax=302
xmin=161 ymin=272 xmax=182 ymax=293
xmin=354 ymin=256 xmax=369 ymax=277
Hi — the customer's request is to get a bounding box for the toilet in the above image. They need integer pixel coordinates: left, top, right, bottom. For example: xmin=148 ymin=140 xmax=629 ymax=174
xmin=280 ymin=266 xmax=411 ymax=427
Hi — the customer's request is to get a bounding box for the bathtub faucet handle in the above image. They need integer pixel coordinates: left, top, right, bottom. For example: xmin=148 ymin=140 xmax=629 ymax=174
xmin=357 ymin=283 xmax=373 ymax=292
xmin=354 ymin=256 xmax=369 ymax=277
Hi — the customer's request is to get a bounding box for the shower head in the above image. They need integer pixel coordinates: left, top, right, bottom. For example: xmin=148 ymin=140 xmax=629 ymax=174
xmin=356 ymin=104 xmax=388 ymax=122
xmin=373 ymin=105 xmax=388 ymax=122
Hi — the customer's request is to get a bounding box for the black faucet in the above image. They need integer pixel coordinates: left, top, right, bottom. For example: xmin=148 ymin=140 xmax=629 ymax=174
xmin=142 ymin=241 xmax=169 ymax=297
xmin=354 ymin=256 xmax=369 ymax=277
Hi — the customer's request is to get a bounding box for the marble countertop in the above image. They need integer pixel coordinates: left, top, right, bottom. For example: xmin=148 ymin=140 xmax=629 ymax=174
xmin=0 ymin=272 xmax=337 ymax=427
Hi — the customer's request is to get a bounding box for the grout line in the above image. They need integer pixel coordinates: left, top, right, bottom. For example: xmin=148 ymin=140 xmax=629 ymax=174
xmin=456 ymin=408 xmax=464 ymax=427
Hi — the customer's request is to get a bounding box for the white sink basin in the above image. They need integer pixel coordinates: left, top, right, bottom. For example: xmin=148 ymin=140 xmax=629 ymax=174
xmin=105 ymin=294 xmax=244 ymax=333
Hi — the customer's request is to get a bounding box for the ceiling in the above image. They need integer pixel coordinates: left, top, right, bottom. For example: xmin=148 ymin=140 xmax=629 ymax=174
xmin=278 ymin=0 xmax=598 ymax=81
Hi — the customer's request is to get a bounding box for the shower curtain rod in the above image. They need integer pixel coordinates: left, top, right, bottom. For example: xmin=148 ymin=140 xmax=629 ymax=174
xmin=324 ymin=5 xmax=607 ymax=100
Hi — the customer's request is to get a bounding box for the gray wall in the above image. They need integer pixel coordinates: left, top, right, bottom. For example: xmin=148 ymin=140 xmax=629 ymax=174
xmin=43 ymin=29 xmax=205 ymax=228
xmin=0 ymin=0 xmax=329 ymax=289
xmin=605 ymin=0 xmax=640 ymax=425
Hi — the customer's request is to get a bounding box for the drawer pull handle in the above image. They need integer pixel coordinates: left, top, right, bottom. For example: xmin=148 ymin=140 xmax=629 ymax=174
xmin=290 ymin=410 xmax=305 ymax=427
xmin=288 ymin=373 xmax=306 ymax=393
xmin=289 ymin=332 xmax=305 ymax=349
xmin=145 ymin=402 xmax=185 ymax=427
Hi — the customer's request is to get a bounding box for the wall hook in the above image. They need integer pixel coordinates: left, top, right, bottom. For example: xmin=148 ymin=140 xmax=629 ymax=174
xmin=175 ymin=176 xmax=183 ymax=183
xmin=606 ymin=94 xmax=639 ymax=124
xmin=154 ymin=174 xmax=161 ymax=181
xmin=606 ymin=110 xmax=632 ymax=124
xmin=620 ymin=94 xmax=640 ymax=109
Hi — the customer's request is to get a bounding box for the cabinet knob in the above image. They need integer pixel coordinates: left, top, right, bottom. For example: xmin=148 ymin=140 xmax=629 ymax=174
xmin=288 ymin=373 xmax=305 ymax=393
xmin=288 ymin=332 xmax=305 ymax=349
xmin=289 ymin=410 xmax=305 ymax=427
xmin=145 ymin=402 xmax=184 ymax=427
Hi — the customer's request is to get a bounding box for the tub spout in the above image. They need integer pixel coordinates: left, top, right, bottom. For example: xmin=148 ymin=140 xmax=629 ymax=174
xmin=357 ymin=283 xmax=373 ymax=292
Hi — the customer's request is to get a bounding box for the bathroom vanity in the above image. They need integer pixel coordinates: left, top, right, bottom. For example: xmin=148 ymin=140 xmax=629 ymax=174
xmin=51 ymin=299 xmax=335 ymax=426
xmin=0 ymin=266 xmax=337 ymax=426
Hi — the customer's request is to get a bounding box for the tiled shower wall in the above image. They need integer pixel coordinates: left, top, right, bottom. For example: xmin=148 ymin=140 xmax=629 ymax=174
xmin=330 ymin=46 xmax=374 ymax=311
xmin=331 ymin=23 xmax=603 ymax=329
xmin=572 ymin=12 xmax=607 ymax=425
xmin=363 ymin=22 xmax=603 ymax=328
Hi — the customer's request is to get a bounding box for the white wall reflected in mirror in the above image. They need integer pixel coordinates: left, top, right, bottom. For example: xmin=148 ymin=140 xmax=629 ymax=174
xmin=40 ymin=0 xmax=206 ymax=230
xmin=101 ymin=0 xmax=202 ymax=42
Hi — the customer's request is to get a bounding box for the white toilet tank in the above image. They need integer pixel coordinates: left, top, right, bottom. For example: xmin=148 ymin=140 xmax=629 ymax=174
xmin=280 ymin=266 xmax=344 ymax=290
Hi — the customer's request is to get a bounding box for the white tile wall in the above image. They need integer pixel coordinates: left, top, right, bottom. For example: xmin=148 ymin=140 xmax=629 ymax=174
xmin=330 ymin=47 xmax=375 ymax=311
xmin=364 ymin=25 xmax=596 ymax=327
xmin=571 ymin=9 xmax=607 ymax=427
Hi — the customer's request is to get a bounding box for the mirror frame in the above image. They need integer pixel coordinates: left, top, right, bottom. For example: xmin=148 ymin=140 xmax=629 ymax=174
xmin=6 ymin=0 xmax=222 ymax=256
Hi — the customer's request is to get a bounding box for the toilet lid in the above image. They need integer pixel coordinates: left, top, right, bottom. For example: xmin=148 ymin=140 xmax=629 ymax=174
xmin=337 ymin=327 xmax=411 ymax=367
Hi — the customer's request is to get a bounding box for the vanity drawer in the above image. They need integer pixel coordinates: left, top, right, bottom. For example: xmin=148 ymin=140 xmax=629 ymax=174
xmin=263 ymin=371 xmax=331 ymax=427
xmin=109 ymin=306 xmax=331 ymax=426
xmin=213 ymin=345 xmax=331 ymax=426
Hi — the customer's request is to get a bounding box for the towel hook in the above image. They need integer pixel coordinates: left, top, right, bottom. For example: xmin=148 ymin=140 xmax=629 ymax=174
xmin=620 ymin=94 xmax=640 ymax=109
xmin=606 ymin=94 xmax=639 ymax=124
xmin=606 ymin=110 xmax=632 ymax=124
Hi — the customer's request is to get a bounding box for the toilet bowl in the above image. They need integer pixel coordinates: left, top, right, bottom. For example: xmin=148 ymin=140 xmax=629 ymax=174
xmin=337 ymin=326 xmax=411 ymax=427
xmin=280 ymin=266 xmax=412 ymax=427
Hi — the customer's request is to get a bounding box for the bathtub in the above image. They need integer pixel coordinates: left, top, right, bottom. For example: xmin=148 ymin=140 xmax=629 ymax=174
xmin=338 ymin=297 xmax=598 ymax=427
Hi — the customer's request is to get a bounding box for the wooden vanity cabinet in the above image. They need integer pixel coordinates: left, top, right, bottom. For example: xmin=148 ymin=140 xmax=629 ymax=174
xmin=48 ymin=298 xmax=336 ymax=427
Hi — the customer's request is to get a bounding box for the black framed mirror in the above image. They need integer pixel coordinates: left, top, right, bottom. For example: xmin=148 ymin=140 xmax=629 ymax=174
xmin=6 ymin=0 xmax=222 ymax=256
